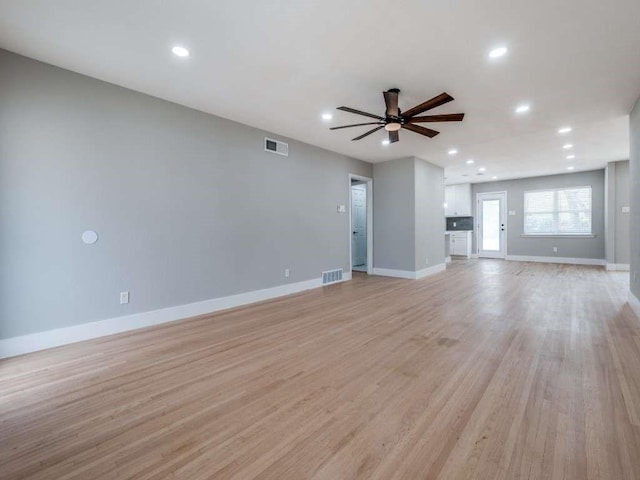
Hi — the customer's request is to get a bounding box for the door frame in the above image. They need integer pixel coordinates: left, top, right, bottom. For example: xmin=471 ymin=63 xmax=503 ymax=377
xmin=349 ymin=174 xmax=373 ymax=275
xmin=476 ymin=191 xmax=507 ymax=259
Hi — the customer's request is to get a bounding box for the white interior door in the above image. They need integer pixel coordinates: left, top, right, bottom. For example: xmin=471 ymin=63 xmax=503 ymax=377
xmin=477 ymin=192 xmax=507 ymax=259
xmin=351 ymin=184 xmax=367 ymax=268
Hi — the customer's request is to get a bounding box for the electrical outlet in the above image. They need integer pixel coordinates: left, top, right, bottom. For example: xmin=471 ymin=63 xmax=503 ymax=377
xmin=425 ymin=258 xmax=429 ymax=265
xmin=284 ymin=268 xmax=290 ymax=278
xmin=120 ymin=291 xmax=129 ymax=304
xmin=553 ymin=247 xmax=558 ymax=253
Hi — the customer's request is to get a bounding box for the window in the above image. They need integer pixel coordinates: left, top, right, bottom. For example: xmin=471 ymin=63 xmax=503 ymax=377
xmin=524 ymin=186 xmax=592 ymax=235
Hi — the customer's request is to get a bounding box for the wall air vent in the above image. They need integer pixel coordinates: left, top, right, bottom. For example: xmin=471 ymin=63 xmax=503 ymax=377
xmin=264 ymin=137 xmax=289 ymax=156
xmin=322 ymin=268 xmax=343 ymax=285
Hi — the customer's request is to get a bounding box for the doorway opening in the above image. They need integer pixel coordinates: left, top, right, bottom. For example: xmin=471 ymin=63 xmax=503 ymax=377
xmin=349 ymin=174 xmax=373 ymax=275
xmin=477 ymin=191 xmax=507 ymax=259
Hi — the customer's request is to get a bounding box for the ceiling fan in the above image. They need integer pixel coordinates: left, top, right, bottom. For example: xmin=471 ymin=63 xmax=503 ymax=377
xmin=331 ymin=89 xmax=464 ymax=144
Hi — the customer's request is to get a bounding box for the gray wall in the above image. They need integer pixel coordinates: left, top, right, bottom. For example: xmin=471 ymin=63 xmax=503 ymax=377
xmin=605 ymin=162 xmax=616 ymax=264
xmin=472 ymin=170 xmax=605 ymax=259
xmin=614 ymin=161 xmax=631 ymax=265
xmin=0 ymin=49 xmax=372 ymax=339
xmin=631 ymin=98 xmax=640 ymax=299
xmin=373 ymin=158 xmax=416 ymax=271
xmin=414 ymin=157 xmax=445 ymax=270
xmin=605 ymin=160 xmax=630 ymax=265
xmin=373 ymin=156 xmax=445 ymax=272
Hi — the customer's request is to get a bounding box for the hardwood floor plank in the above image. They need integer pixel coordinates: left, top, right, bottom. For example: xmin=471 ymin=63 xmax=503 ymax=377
xmin=1 ymin=260 xmax=639 ymax=479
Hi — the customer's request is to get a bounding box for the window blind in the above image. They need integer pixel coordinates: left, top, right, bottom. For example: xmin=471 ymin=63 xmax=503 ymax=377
xmin=524 ymin=186 xmax=592 ymax=234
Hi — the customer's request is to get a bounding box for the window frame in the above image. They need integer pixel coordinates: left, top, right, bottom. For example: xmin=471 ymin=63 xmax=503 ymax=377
xmin=522 ymin=185 xmax=593 ymax=237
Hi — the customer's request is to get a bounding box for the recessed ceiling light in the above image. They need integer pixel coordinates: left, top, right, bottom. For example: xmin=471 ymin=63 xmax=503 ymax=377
xmin=567 ymin=166 xmax=575 ymax=170
xmin=381 ymin=139 xmax=391 ymax=146
xmin=563 ymin=144 xmax=573 ymax=149
xmin=492 ymin=176 xmax=498 ymax=180
xmin=478 ymin=167 xmax=487 ymax=172
xmin=466 ymin=159 xmax=475 ymax=165
xmin=448 ymin=149 xmax=458 ymax=155
xmin=515 ymin=104 xmax=531 ymax=114
xmin=322 ymin=113 xmax=333 ymax=121
xmin=558 ymin=126 xmax=572 ymax=134
xmin=172 ymin=46 xmax=190 ymax=57
xmin=566 ymin=154 xmax=575 ymax=160
xmin=489 ymin=47 xmax=508 ymax=59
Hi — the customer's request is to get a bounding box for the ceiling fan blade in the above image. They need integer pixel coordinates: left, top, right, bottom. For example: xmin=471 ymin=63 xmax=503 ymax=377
xmin=389 ymin=130 xmax=399 ymax=144
xmin=352 ymin=126 xmax=385 ymax=141
xmin=402 ymin=93 xmax=454 ymax=118
xmin=330 ymin=122 xmax=383 ymax=130
xmin=402 ymin=123 xmax=440 ymax=138
xmin=337 ymin=106 xmax=384 ymax=120
xmin=408 ymin=113 xmax=465 ymax=123
xmin=383 ymin=90 xmax=399 ymax=117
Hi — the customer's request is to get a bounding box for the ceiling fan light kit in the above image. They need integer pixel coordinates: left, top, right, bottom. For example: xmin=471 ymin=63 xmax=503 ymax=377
xmin=330 ymin=88 xmax=465 ymax=144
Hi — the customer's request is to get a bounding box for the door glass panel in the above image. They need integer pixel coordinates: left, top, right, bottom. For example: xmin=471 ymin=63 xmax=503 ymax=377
xmin=482 ymin=199 xmax=500 ymax=251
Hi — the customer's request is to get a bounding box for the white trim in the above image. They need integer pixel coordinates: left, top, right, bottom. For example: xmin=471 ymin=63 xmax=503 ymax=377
xmin=520 ymin=234 xmax=595 ymax=238
xmin=373 ymin=268 xmax=415 ymax=279
xmin=628 ymin=291 xmax=640 ymax=319
xmin=0 ymin=274 xmax=351 ymax=359
xmin=415 ymin=264 xmax=447 ymax=279
xmin=373 ymin=263 xmax=446 ymax=280
xmin=349 ymin=174 xmax=374 ymax=275
xmin=606 ymin=264 xmax=631 ymax=271
xmin=505 ymin=255 xmax=606 ymax=266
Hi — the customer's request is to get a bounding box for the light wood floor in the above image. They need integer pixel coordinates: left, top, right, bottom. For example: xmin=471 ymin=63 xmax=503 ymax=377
xmin=1 ymin=260 xmax=639 ymax=479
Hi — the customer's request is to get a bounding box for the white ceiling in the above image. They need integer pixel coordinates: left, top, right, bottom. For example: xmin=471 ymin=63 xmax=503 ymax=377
xmin=1 ymin=0 xmax=639 ymax=184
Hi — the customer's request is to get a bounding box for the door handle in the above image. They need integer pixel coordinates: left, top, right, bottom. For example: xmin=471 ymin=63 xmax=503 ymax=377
xmin=353 ymin=231 xmax=357 ymax=235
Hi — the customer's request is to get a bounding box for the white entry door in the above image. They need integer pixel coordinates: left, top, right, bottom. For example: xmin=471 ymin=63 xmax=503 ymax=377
xmin=351 ymin=184 xmax=367 ymax=268
xmin=477 ymin=192 xmax=507 ymax=259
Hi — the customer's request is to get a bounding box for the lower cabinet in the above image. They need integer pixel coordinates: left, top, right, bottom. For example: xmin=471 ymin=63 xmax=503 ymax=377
xmin=449 ymin=231 xmax=472 ymax=258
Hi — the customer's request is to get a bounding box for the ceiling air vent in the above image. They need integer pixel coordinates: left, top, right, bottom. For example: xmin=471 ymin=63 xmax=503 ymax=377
xmin=264 ymin=137 xmax=289 ymax=156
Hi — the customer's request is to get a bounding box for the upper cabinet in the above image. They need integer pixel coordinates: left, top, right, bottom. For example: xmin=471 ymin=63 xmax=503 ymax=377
xmin=444 ymin=184 xmax=472 ymax=217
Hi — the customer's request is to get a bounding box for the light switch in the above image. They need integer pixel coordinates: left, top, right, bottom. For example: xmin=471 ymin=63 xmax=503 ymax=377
xmin=622 ymin=206 xmax=631 ymax=214
xmin=337 ymin=205 xmax=346 ymax=213
xmin=509 ymin=210 xmax=516 ymax=216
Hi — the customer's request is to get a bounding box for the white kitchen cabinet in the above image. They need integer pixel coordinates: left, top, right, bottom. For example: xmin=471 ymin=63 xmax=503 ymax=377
xmin=444 ymin=187 xmax=456 ymax=217
xmin=444 ymin=184 xmax=472 ymax=217
xmin=449 ymin=231 xmax=472 ymax=257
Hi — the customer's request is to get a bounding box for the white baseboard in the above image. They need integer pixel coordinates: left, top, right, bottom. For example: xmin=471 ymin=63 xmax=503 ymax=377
xmin=470 ymin=254 xmax=479 ymax=259
xmin=415 ymin=263 xmax=447 ymax=279
xmin=372 ymin=268 xmax=415 ymax=279
xmin=0 ymin=273 xmax=352 ymax=359
xmin=373 ymin=263 xmax=446 ymax=280
xmin=629 ymin=291 xmax=640 ymax=319
xmin=606 ymin=263 xmax=631 ymax=271
xmin=445 ymin=256 xmax=452 ymax=264
xmin=505 ymin=255 xmax=606 ymax=266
